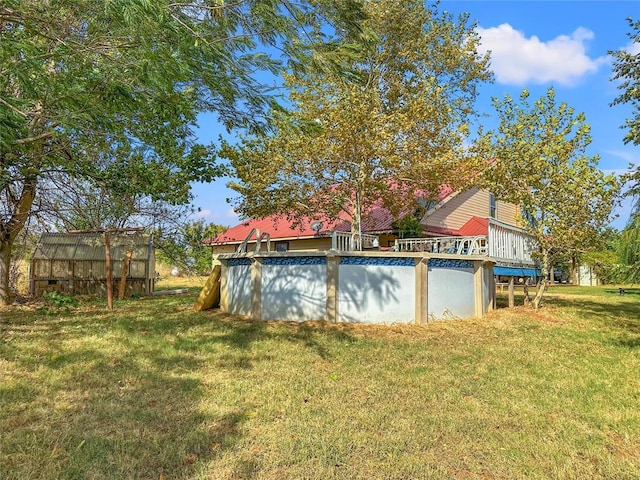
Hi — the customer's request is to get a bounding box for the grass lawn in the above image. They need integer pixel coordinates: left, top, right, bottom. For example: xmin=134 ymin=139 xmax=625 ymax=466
xmin=1 ymin=279 xmax=639 ymax=479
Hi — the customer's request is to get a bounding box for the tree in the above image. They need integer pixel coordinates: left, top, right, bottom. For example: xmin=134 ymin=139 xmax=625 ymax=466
xmin=482 ymin=88 xmax=620 ymax=308
xmin=616 ymin=200 xmax=640 ymax=283
xmin=0 ymin=0 xmax=363 ymax=305
xmin=224 ymin=0 xmax=492 ymax=234
xmin=611 ymin=17 xmax=640 ymax=149
xmin=611 ymin=19 xmax=640 ymax=279
xmin=155 ymin=220 xmax=227 ymax=275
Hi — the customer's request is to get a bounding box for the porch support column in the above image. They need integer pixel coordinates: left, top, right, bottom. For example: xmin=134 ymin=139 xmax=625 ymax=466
xmin=474 ymin=260 xmax=485 ymax=318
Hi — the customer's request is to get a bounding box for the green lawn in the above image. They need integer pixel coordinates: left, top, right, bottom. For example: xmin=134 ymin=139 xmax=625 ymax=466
xmin=1 ymin=281 xmax=639 ymax=479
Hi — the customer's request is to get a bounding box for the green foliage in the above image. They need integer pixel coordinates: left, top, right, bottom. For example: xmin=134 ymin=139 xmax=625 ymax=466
xmin=611 ymin=17 xmax=640 ymax=147
xmin=617 ymin=209 xmax=640 ymax=283
xmin=0 ymin=0 xmax=365 ymax=304
xmin=225 ymin=0 xmax=492 ymax=233
xmin=155 ymin=220 xmax=227 ymax=275
xmin=392 ymin=214 xmax=425 ymax=239
xmin=481 ymin=88 xmax=620 ymax=305
xmin=39 ymin=291 xmax=80 ymax=315
xmin=611 ymin=18 xmax=640 ymax=200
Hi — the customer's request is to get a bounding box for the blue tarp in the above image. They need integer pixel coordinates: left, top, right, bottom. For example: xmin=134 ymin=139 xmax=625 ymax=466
xmin=493 ymin=266 xmax=541 ymax=277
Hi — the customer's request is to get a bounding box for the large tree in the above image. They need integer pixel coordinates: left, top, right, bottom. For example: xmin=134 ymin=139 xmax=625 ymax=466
xmin=482 ymin=88 xmax=620 ymax=308
xmin=224 ymin=0 xmax=492 ymax=234
xmin=611 ymin=17 xmax=640 ymax=149
xmin=616 ymin=200 xmax=640 ymax=283
xmin=611 ymin=17 xmax=640 ymax=278
xmin=0 ymin=0 xmax=362 ymax=305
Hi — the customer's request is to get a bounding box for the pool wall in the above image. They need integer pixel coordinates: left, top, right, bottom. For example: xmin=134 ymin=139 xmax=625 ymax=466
xmin=219 ymin=251 xmax=495 ymax=324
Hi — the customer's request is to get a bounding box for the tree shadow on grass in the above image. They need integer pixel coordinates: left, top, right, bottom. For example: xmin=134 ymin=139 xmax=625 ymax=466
xmin=540 ymin=292 xmax=640 ymax=349
xmin=1 ymin=296 xmax=359 ymax=479
xmin=0 ymin=320 xmax=249 ymax=479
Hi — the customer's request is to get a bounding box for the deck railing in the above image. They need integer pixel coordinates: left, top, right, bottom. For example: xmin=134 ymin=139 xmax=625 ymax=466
xmin=393 ymin=220 xmax=537 ymax=266
xmin=487 ymin=220 xmax=536 ymax=266
xmin=331 ymin=231 xmax=379 ymax=251
xmin=394 ymin=236 xmax=488 ymax=255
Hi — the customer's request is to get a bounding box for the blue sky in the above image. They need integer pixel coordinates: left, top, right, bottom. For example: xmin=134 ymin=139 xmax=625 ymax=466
xmin=190 ymin=0 xmax=640 ymax=230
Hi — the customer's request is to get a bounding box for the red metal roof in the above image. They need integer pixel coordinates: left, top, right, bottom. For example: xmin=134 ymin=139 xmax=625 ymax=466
xmin=424 ymin=216 xmax=488 ymax=237
xmin=206 ymin=185 xmax=458 ymax=245
xmin=207 ymin=214 xmax=344 ymax=245
xmin=458 ymin=216 xmax=489 ymax=236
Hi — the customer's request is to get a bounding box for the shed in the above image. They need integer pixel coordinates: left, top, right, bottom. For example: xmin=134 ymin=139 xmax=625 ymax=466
xmin=29 ymin=232 xmax=155 ymax=298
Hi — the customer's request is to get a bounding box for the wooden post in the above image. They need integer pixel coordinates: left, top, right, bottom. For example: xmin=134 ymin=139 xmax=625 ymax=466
xmin=326 ymin=253 xmax=339 ymax=323
xmin=473 ymin=261 xmax=484 ymax=318
xmin=508 ymin=276 xmax=515 ymax=308
xmin=118 ymin=249 xmax=133 ymax=300
xmin=104 ymin=231 xmax=113 ymax=310
xmin=414 ymin=257 xmax=428 ymax=324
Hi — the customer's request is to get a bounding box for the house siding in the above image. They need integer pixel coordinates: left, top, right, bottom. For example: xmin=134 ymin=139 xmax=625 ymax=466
xmin=426 ymin=188 xmax=489 ymax=231
xmin=211 ymin=237 xmax=333 ymax=257
xmin=425 ymin=188 xmax=520 ymax=232
xmin=496 ymin=200 xmax=519 ymax=226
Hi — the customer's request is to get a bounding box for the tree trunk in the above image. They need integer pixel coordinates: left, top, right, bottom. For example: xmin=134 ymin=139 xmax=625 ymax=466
xmin=0 ymin=177 xmax=37 ymax=306
xmin=532 ymin=249 xmax=550 ymax=309
xmin=508 ymin=276 xmax=515 ymax=308
xmin=0 ymin=241 xmax=14 ymax=306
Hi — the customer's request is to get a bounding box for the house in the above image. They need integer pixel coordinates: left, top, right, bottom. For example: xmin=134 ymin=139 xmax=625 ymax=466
xmin=205 ymin=186 xmax=540 ymax=278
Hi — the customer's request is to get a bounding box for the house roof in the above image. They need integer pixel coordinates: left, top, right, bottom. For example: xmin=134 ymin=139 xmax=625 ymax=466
xmin=206 ymin=185 xmax=461 ymax=246
xmin=458 ymin=216 xmax=489 ymax=236
xmin=206 ymin=204 xmax=398 ymax=245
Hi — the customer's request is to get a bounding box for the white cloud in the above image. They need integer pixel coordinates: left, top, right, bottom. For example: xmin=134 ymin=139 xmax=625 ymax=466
xmin=624 ymin=41 xmax=640 ymax=56
xmin=603 ymin=149 xmax=640 ymax=166
xmin=477 ymin=24 xmax=607 ymax=86
xmin=193 ymin=208 xmax=212 ymax=219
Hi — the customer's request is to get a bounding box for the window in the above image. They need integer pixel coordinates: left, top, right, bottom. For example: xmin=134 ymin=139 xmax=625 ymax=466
xmin=489 ymin=193 xmax=497 ymax=219
xmin=274 ymin=242 xmax=289 ymax=252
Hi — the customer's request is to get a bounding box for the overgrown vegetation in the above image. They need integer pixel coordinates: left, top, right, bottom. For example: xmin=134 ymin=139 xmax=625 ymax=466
xmin=155 ymin=220 xmax=228 ymax=275
xmin=1 ymin=282 xmax=639 ymax=479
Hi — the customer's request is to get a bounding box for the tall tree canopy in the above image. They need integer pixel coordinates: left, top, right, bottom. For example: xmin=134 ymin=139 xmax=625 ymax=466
xmin=616 ymin=200 xmax=640 ymax=283
xmin=225 ymin=0 xmax=492 ymax=234
xmin=611 ymin=17 xmax=640 ymax=149
xmin=0 ymin=0 xmax=363 ymax=304
xmin=482 ymin=88 xmax=619 ymax=308
xmin=611 ymin=17 xmax=640 ymax=279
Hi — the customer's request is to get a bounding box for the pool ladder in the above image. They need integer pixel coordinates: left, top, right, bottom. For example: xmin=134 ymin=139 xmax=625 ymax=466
xmin=236 ymin=228 xmax=271 ymax=254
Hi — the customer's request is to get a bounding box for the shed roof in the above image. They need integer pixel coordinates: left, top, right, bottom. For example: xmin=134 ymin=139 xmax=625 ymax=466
xmin=32 ymin=232 xmax=153 ymax=262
